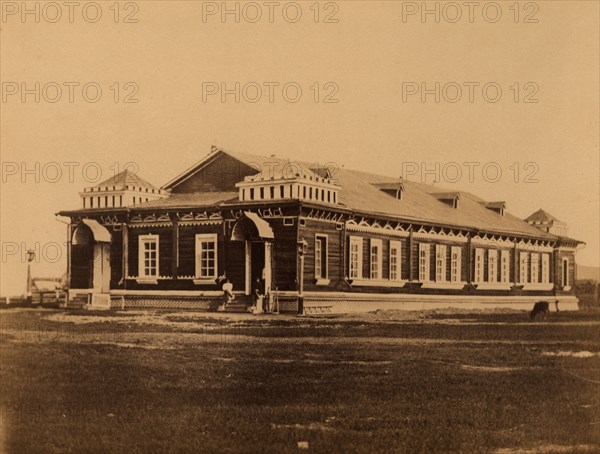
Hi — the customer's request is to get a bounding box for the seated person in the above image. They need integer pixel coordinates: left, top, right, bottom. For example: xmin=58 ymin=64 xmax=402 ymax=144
xmin=222 ymin=278 xmax=234 ymax=304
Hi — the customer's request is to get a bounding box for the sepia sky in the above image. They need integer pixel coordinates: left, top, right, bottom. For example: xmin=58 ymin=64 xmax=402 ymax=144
xmin=1 ymin=0 xmax=598 ymax=295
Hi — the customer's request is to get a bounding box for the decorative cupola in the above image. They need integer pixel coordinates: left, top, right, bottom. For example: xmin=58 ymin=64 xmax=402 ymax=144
xmin=481 ymin=201 xmax=506 ymax=216
xmin=433 ymin=191 xmax=461 ymax=209
xmin=373 ymin=181 xmax=406 ymax=200
xmin=80 ymin=170 xmax=167 ymax=209
xmin=236 ymin=167 xmax=341 ymax=206
xmin=525 ymin=209 xmax=568 ymax=236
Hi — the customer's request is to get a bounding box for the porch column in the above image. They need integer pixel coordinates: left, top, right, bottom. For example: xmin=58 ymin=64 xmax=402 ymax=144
xmin=67 ymin=223 xmax=73 ymax=288
xmin=264 ymin=241 xmax=272 ymax=292
xmin=245 ymin=241 xmax=251 ymax=295
xmin=122 ymin=224 xmax=128 ymax=288
xmin=172 ymin=218 xmax=179 ymax=279
xmin=408 ymin=230 xmax=413 ymax=281
xmin=466 ymin=236 xmax=472 ymax=284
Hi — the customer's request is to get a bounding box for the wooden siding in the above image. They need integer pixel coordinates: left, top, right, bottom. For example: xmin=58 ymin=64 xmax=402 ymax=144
xmin=170 ymin=153 xmax=258 ymax=193
xmin=299 ymin=219 xmax=342 ymax=291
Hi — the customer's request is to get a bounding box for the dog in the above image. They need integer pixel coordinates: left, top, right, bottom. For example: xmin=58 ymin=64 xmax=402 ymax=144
xmin=530 ymin=301 xmax=553 ymax=320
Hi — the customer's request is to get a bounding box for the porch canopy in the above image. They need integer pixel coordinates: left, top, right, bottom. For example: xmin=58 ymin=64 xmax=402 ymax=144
xmin=231 ymin=211 xmax=274 ymax=241
xmin=72 ymin=219 xmax=112 ymax=245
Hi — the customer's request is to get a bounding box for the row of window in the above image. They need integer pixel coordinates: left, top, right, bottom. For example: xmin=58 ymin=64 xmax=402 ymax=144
xmin=85 ymin=186 xmax=158 ymax=193
xmin=83 ymin=195 xmax=152 ymax=209
xmin=241 ymin=184 xmax=337 ymax=204
xmin=136 ymin=233 xmax=566 ymax=288
xmin=347 ymin=237 xmax=554 ymax=285
xmin=138 ymin=234 xmax=217 ymax=279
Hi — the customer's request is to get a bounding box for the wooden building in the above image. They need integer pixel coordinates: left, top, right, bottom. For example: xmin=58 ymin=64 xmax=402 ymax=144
xmin=58 ymin=147 xmax=584 ymax=313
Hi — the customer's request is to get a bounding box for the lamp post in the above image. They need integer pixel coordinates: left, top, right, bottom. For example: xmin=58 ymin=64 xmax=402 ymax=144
xmin=297 ymin=238 xmax=308 ymax=315
xmin=26 ymin=249 xmax=35 ymax=302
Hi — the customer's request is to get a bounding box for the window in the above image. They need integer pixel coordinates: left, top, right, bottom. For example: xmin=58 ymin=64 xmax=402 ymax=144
xmin=250 ymin=188 xmax=255 ymax=200
xmin=242 ymin=189 xmax=246 ymax=200
xmin=530 ymin=253 xmax=539 ymax=284
xmin=283 ymin=217 xmax=294 ymax=226
xmin=303 ymin=186 xmax=307 ymax=199
xmin=418 ymin=243 xmax=430 ymax=282
xmin=139 ymin=235 xmax=159 ymax=278
xmin=315 ymin=235 xmax=328 ymax=279
xmin=270 ymin=186 xmax=275 ymax=199
xmin=280 ymin=186 xmax=285 ymax=198
xmin=562 ymin=258 xmax=569 ymax=287
xmin=389 ymin=240 xmax=402 ymax=281
xmin=500 ymin=250 xmax=510 ymax=283
xmin=541 ymin=253 xmax=550 ymax=284
xmin=260 ymin=187 xmax=264 ymax=199
xmin=519 ymin=252 xmax=529 ymax=284
xmin=349 ymin=237 xmax=363 ymax=279
xmin=450 ymin=246 xmax=462 ymax=282
xmin=195 ymin=234 xmax=218 ymax=279
xmin=370 ymin=239 xmax=382 ymax=279
xmin=474 ymin=248 xmax=484 ymax=283
xmin=309 ymin=187 xmax=313 ymax=200
xmin=488 ymin=249 xmax=498 ymax=283
xmin=435 ymin=244 xmax=447 ymax=282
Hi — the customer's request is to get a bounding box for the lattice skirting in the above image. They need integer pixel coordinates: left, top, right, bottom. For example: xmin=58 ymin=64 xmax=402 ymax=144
xmin=110 ymin=295 xmax=221 ymax=310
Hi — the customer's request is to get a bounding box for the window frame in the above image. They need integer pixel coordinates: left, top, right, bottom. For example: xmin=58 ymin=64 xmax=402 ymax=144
xmin=541 ymin=253 xmax=550 ymax=284
xmin=450 ymin=246 xmax=462 ymax=282
xmin=519 ymin=251 xmax=529 ymax=284
xmin=315 ymin=234 xmax=328 ymax=279
xmin=370 ymin=239 xmax=383 ymax=280
xmin=530 ymin=253 xmax=539 ymax=284
xmin=500 ymin=250 xmax=510 ymax=283
xmin=389 ymin=240 xmax=402 ymax=281
xmin=195 ymin=233 xmax=218 ymax=280
xmin=435 ymin=244 xmax=447 ymax=282
xmin=138 ymin=234 xmax=159 ymax=279
xmin=418 ymin=243 xmax=431 ymax=283
xmin=474 ymin=248 xmax=484 ymax=283
xmin=349 ymin=236 xmax=363 ymax=279
xmin=487 ymin=249 xmax=498 ymax=283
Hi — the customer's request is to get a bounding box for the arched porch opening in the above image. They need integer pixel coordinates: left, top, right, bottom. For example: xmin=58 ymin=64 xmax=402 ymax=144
xmin=230 ymin=212 xmax=274 ymax=296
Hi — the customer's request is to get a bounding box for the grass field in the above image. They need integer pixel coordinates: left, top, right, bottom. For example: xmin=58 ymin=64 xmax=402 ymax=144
xmin=1 ymin=308 xmax=599 ymax=453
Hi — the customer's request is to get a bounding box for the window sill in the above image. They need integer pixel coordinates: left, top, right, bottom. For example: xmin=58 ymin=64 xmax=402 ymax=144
xmin=472 ymin=283 xmax=512 ymax=291
xmin=522 ymin=283 xmax=554 ymax=291
xmin=193 ymin=278 xmax=217 ymax=285
xmin=421 ymin=282 xmax=467 ymax=290
xmin=351 ymin=279 xmax=407 ymax=288
xmin=315 ymin=278 xmax=330 ymax=286
xmin=136 ymin=278 xmax=158 ymax=285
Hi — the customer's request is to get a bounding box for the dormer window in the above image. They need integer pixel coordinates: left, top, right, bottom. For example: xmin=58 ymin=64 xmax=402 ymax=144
xmin=483 ymin=201 xmax=506 ymax=216
xmin=374 ymin=182 xmax=405 ymax=200
xmin=433 ymin=192 xmax=461 ymax=209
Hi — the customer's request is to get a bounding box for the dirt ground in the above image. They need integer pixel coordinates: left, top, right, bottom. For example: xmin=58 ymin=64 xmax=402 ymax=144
xmin=1 ymin=307 xmax=599 ymax=453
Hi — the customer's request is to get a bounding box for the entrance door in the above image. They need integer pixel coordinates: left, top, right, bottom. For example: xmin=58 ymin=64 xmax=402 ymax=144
xmin=250 ymin=241 xmax=265 ymax=294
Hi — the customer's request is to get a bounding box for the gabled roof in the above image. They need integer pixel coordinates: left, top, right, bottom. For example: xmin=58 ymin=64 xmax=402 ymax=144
xmin=162 ymin=147 xmax=322 ymax=190
xmin=525 ymin=209 xmax=562 ymax=224
xmin=167 ymin=147 xmax=555 ymax=239
xmin=71 ymin=146 xmax=565 ymax=241
xmin=94 ymin=170 xmax=160 ymax=191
